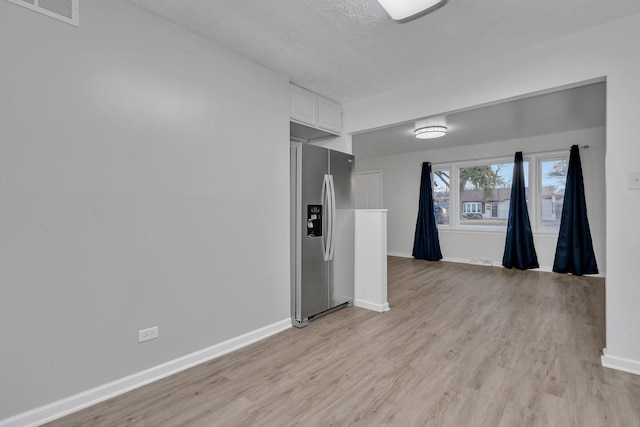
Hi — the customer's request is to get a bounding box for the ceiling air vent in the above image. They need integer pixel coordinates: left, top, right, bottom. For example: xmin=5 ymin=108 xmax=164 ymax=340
xmin=5 ymin=0 xmax=78 ymax=26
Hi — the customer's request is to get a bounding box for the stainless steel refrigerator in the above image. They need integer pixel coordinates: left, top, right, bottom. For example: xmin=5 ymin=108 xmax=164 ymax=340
xmin=290 ymin=142 xmax=355 ymax=328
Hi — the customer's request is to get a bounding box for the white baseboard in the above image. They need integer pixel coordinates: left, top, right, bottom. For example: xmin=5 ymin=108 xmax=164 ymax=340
xmin=354 ymin=299 xmax=390 ymax=313
xmin=389 ymin=254 xmax=493 ymax=265
xmin=389 ymin=253 xmax=490 ymax=265
xmin=388 ymin=254 xmax=606 ymax=277
xmin=387 ymin=251 xmax=412 ymax=258
xmin=442 ymin=257 xmax=473 ymax=264
xmin=0 ymin=318 xmax=291 ymax=427
xmin=601 ymin=348 xmax=640 ymax=376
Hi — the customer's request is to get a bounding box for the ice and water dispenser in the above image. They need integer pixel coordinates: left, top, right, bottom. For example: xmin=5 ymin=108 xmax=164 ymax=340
xmin=307 ymin=205 xmax=322 ymax=237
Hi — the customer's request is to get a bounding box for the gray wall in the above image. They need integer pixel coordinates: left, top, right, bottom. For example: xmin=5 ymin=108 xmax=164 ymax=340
xmin=0 ymin=0 xmax=290 ymax=419
xmin=356 ymin=128 xmax=606 ymax=272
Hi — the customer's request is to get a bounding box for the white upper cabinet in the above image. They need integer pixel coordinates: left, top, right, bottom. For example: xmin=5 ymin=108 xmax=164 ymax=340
xmin=317 ymin=97 xmax=341 ymax=134
xmin=290 ymin=84 xmax=341 ymax=135
xmin=290 ymin=84 xmax=317 ymax=126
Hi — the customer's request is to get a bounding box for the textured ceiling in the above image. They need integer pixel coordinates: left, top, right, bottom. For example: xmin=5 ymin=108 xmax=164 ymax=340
xmin=353 ymin=82 xmax=606 ymax=159
xmin=125 ymin=0 xmax=640 ymax=103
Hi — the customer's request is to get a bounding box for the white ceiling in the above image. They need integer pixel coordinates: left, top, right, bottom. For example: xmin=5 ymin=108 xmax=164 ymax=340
xmin=352 ymin=82 xmax=606 ymax=159
xmin=124 ymin=1 xmax=620 ymax=160
xmin=125 ymin=0 xmax=640 ymax=104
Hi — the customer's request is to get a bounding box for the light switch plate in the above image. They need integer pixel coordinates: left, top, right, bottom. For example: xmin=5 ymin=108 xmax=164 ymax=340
xmin=629 ymin=172 xmax=640 ymax=190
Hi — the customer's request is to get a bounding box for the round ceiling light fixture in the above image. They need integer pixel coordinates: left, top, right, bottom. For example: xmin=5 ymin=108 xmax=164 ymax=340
xmin=377 ymin=0 xmax=446 ymax=22
xmin=414 ymin=125 xmax=447 ymax=139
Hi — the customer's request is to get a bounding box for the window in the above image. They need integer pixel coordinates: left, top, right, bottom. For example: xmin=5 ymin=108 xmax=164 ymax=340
xmin=431 ymin=153 xmax=569 ymax=232
xmin=459 ymin=161 xmax=528 ymax=226
xmin=433 ymin=168 xmax=450 ymax=225
xmin=463 ymin=202 xmax=482 ymax=214
xmin=539 ymin=157 xmax=568 ymax=229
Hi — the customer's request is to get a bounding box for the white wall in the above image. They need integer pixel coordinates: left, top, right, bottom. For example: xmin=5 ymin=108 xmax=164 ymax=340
xmin=310 ymin=134 xmax=353 ymax=154
xmin=0 ymin=0 xmax=290 ymax=420
xmin=355 ymin=128 xmax=606 ymax=272
xmin=344 ymin=12 xmax=640 ymax=374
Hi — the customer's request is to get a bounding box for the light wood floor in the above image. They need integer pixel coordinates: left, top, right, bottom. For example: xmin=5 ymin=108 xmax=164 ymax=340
xmin=46 ymin=257 xmax=640 ymax=426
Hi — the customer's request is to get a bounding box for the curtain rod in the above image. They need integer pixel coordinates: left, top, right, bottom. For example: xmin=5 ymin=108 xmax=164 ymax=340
xmin=424 ymin=145 xmax=590 ymax=167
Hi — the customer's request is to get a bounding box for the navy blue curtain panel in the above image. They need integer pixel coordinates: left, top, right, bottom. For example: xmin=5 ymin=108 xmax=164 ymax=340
xmin=412 ymin=162 xmax=443 ymax=261
xmin=502 ymin=152 xmax=539 ymax=270
xmin=553 ymin=145 xmax=598 ymax=276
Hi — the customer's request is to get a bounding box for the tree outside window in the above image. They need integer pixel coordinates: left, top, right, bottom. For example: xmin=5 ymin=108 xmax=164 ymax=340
xmin=433 ymin=168 xmax=450 ymax=225
xmin=458 ymin=162 xmax=528 ymax=226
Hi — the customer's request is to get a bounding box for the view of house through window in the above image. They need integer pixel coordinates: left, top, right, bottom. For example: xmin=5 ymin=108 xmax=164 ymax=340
xmin=540 ymin=158 xmax=568 ymax=229
xmin=459 ymin=161 xmax=529 ymax=226
xmin=431 ymin=154 xmax=569 ymax=231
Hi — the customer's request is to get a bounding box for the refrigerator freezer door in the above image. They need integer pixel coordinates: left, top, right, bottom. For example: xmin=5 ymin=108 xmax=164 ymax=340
xmin=329 ymin=150 xmax=355 ymax=308
xmin=300 ymin=144 xmax=330 ymax=319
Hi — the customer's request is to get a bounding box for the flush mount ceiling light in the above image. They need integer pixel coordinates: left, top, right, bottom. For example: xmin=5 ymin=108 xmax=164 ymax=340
xmin=414 ymin=126 xmax=447 ymax=139
xmin=377 ymin=0 xmax=446 ymax=22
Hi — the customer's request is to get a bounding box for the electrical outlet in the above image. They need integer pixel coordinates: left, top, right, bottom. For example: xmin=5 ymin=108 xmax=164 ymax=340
xmin=138 ymin=326 xmax=159 ymax=343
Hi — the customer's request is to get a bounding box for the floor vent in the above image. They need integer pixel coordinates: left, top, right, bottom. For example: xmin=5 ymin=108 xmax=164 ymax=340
xmin=5 ymin=0 xmax=78 ymax=26
xmin=469 ymin=258 xmax=493 ymax=267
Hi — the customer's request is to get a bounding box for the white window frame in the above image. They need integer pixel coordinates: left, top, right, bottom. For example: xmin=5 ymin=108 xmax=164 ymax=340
xmin=455 ymin=157 xmax=530 ymax=231
xmin=432 ymin=150 xmax=568 ymax=234
xmin=432 ymin=166 xmax=452 ymax=228
xmin=537 ymin=154 xmax=570 ymax=233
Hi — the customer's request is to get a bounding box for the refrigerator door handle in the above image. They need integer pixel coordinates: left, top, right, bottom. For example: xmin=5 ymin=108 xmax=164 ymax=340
xmin=328 ymin=174 xmax=337 ymax=261
xmin=321 ymin=174 xmax=332 ymax=261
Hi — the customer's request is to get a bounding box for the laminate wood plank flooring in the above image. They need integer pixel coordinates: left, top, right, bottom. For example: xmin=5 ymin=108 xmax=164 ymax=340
xmin=45 ymin=257 xmax=640 ymax=426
